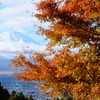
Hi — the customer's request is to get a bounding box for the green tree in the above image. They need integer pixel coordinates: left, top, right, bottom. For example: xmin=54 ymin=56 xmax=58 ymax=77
xmin=8 ymin=91 xmax=19 ymax=100
xmin=27 ymin=95 xmax=34 ymax=100
xmin=0 ymin=82 xmax=9 ymax=100
xmin=18 ymin=92 xmax=26 ymax=100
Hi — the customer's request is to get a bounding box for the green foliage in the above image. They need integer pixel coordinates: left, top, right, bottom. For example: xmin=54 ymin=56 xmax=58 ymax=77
xmin=0 ymin=82 xmax=9 ymax=100
xmin=0 ymin=82 xmax=34 ymax=100
xmin=26 ymin=95 xmax=34 ymax=100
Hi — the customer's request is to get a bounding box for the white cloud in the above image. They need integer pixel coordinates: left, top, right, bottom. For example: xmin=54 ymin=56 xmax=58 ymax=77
xmin=2 ymin=17 xmax=34 ymax=27
xmin=0 ymin=0 xmax=40 ymax=33
xmin=0 ymin=41 xmax=46 ymax=58
xmin=0 ymin=71 xmax=14 ymax=75
xmin=0 ymin=42 xmax=45 ymax=51
xmin=0 ymin=0 xmax=50 ymax=37
xmin=1 ymin=0 xmax=32 ymax=7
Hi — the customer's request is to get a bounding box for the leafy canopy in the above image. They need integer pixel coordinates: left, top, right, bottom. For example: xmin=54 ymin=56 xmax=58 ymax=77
xmin=12 ymin=0 xmax=100 ymax=100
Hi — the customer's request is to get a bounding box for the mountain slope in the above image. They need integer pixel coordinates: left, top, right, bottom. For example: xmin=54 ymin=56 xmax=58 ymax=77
xmin=0 ymin=31 xmax=40 ymax=45
xmin=0 ymin=31 xmax=45 ymax=58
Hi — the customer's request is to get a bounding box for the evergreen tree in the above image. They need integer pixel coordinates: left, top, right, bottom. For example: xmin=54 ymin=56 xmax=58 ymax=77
xmin=18 ymin=92 xmax=26 ymax=100
xmin=0 ymin=82 xmax=9 ymax=100
xmin=27 ymin=95 xmax=34 ymax=100
xmin=0 ymin=82 xmax=35 ymax=100
xmin=8 ymin=91 xmax=19 ymax=100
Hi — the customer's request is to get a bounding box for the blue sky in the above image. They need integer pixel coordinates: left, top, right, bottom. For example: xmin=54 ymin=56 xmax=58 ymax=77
xmin=0 ymin=0 xmax=48 ymax=44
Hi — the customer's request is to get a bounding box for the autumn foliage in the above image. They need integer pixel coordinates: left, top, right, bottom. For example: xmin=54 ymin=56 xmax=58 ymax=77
xmin=12 ymin=0 xmax=100 ymax=100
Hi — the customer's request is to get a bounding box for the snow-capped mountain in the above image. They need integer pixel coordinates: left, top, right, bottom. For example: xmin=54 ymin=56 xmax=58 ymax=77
xmin=0 ymin=31 xmax=46 ymax=73
xmin=0 ymin=31 xmax=40 ymax=45
xmin=0 ymin=31 xmax=45 ymax=58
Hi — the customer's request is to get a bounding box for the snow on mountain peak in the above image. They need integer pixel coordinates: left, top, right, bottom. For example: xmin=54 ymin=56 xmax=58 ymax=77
xmin=0 ymin=31 xmax=40 ymax=45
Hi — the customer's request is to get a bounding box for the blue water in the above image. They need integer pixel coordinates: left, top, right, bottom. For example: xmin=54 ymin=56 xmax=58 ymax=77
xmin=0 ymin=75 xmax=49 ymax=100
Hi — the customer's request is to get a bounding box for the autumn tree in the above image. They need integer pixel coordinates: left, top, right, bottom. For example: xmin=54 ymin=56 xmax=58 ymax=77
xmin=12 ymin=0 xmax=100 ymax=100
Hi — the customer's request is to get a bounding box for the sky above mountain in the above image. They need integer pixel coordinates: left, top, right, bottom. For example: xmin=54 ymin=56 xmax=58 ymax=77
xmin=0 ymin=0 xmax=49 ymax=44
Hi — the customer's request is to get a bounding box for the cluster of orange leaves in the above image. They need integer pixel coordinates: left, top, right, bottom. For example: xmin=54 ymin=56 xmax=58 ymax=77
xmin=12 ymin=0 xmax=100 ymax=100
